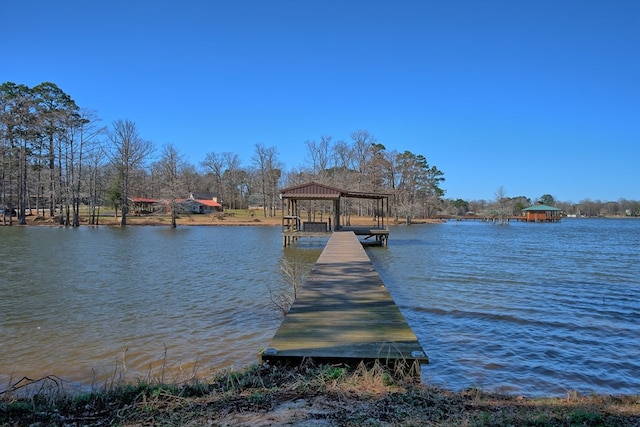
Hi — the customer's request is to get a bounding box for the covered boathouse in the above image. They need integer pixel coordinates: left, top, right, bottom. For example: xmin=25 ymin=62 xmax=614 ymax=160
xmin=521 ymin=203 xmax=563 ymax=222
xmin=280 ymin=182 xmax=390 ymax=246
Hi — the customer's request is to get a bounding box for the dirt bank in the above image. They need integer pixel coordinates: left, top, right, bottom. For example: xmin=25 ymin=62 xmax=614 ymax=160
xmin=2 ymin=363 xmax=639 ymax=426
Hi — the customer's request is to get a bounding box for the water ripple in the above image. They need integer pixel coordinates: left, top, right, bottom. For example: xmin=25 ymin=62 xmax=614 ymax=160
xmin=2 ymin=220 xmax=638 ymax=397
xmin=370 ymin=219 xmax=640 ymax=397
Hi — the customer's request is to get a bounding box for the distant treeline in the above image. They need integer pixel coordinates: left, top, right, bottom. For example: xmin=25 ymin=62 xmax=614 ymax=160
xmin=450 ymin=192 xmax=640 ymax=219
xmin=1 ymin=81 xmax=637 ymax=227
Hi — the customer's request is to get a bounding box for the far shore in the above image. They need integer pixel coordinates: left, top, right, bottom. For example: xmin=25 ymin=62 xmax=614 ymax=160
xmin=3 ymin=210 xmax=635 ymax=228
xmin=6 ymin=209 xmax=443 ymax=227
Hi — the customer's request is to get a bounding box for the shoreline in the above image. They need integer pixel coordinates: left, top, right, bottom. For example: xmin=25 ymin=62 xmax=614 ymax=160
xmin=5 ymin=211 xmax=445 ymax=228
xmin=1 ymin=362 xmax=638 ymax=426
xmin=2 ymin=210 xmax=634 ymax=229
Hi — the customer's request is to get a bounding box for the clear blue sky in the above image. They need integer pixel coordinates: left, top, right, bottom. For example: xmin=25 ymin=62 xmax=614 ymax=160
xmin=3 ymin=1 xmax=638 ymax=203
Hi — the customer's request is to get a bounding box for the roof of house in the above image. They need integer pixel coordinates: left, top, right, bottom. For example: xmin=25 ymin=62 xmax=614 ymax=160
xmin=193 ymin=199 xmax=222 ymax=207
xmin=522 ymin=204 xmax=562 ymax=212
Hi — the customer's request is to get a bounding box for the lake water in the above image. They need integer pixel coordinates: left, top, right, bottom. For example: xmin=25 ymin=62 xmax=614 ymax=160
xmin=1 ymin=219 xmax=638 ymax=397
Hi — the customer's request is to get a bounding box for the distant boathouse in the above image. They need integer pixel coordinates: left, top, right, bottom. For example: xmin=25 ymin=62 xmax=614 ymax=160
xmin=521 ymin=203 xmax=563 ymax=222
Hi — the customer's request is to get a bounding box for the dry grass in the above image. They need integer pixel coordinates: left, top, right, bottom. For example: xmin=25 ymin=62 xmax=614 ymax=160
xmin=1 ymin=361 xmax=638 ymax=426
xmin=24 ymin=210 xmax=285 ymax=227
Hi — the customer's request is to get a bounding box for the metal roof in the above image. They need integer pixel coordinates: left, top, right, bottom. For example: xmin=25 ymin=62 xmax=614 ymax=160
xmin=280 ymin=182 xmax=345 ymax=200
xmin=279 ymin=182 xmax=389 ymax=201
xmin=344 ymin=189 xmax=391 ymax=200
xmin=129 ymin=197 xmax=158 ymax=203
xmin=522 ymin=204 xmax=562 ymax=211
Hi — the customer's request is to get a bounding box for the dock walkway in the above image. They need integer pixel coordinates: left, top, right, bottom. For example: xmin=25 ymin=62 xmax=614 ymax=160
xmin=261 ymin=231 xmax=427 ymax=370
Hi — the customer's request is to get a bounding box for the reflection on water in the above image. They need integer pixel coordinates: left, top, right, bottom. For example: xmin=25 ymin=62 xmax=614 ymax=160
xmin=1 ymin=219 xmax=639 ymax=396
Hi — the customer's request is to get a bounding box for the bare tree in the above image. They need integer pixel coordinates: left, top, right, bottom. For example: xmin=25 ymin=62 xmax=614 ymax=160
xmin=106 ymin=119 xmax=154 ymax=226
xmin=269 ymin=256 xmax=307 ymax=316
xmin=180 ymin=163 xmax=205 ymax=196
xmin=153 ymin=143 xmax=187 ymax=227
xmin=201 ymin=151 xmax=224 ymax=201
xmin=305 ymin=135 xmax=332 ymax=178
xmin=68 ymin=109 xmax=104 ymax=226
xmin=85 ymin=147 xmax=107 ymax=225
xmin=350 ymin=130 xmax=375 ymax=192
xmin=252 ymin=143 xmax=282 ymax=217
xmin=325 ymin=139 xmax=352 ymax=189
xmin=221 ymin=152 xmax=243 ymax=209
xmin=493 ymin=186 xmax=511 ymax=224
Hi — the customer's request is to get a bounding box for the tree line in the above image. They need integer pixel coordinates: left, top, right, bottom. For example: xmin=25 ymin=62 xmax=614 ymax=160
xmin=1 ymin=81 xmax=449 ymax=227
xmin=447 ymin=189 xmax=640 ymax=219
xmin=2 ymin=81 xmax=637 ymax=227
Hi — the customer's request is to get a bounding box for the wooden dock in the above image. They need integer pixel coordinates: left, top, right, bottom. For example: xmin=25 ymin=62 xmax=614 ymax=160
xmin=340 ymin=226 xmax=389 ymax=246
xmin=261 ymin=231 xmax=427 ymax=372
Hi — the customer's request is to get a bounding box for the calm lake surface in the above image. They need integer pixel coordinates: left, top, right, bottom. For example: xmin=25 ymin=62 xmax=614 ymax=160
xmin=1 ymin=219 xmax=638 ymax=396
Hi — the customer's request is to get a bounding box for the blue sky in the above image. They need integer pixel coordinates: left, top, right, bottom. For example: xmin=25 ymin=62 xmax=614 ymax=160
xmin=3 ymin=1 xmax=638 ymax=203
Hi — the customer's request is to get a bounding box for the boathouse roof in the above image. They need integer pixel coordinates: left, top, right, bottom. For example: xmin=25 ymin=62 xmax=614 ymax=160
xmin=279 ymin=182 xmax=390 ymax=200
xmin=522 ymin=204 xmax=562 ymax=212
xmin=280 ymin=182 xmax=344 ymax=200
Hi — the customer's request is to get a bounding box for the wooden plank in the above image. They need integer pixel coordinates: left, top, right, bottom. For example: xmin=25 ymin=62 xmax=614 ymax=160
xmin=261 ymin=232 xmax=427 ymax=369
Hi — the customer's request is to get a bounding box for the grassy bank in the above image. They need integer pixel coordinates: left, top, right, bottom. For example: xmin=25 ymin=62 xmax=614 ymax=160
xmin=21 ymin=209 xmax=442 ymax=227
xmin=2 ymin=362 xmax=638 ymax=426
xmin=23 ymin=209 xmax=283 ymax=227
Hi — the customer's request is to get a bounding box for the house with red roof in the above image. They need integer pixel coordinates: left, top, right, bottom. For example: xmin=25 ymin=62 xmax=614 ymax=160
xmin=182 ymin=192 xmax=223 ymax=214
